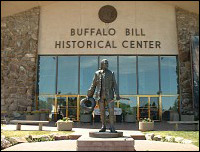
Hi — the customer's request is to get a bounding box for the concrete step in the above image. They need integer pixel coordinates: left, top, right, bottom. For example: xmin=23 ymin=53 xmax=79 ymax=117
xmin=68 ymin=134 xmax=82 ymax=140
xmin=130 ymin=132 xmax=146 ymax=140
xmin=77 ymin=136 xmax=135 ymax=151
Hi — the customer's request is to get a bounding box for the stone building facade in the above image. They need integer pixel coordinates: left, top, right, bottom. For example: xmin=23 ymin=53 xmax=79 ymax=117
xmin=1 ymin=7 xmax=40 ymax=115
xmin=1 ymin=3 xmax=199 ymax=120
xmin=175 ymin=7 xmax=199 ymax=116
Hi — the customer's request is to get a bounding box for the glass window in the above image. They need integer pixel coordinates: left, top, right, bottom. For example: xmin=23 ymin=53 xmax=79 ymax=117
xmin=99 ymin=56 xmax=118 ymax=78
xmin=37 ymin=56 xmax=56 ymax=94
xmin=139 ymin=97 xmax=148 ymax=108
xmin=80 ymin=56 xmax=98 ymax=95
xmin=138 ymin=56 xmax=159 ymax=95
xmin=139 ymin=97 xmax=148 ymax=119
xmin=68 ymin=97 xmax=77 ymax=121
xmin=119 ymin=97 xmax=137 ymax=118
xmin=57 ymin=56 xmax=78 ymax=95
xmin=57 ymin=97 xmax=67 ymax=118
xmin=162 ymin=96 xmax=179 ymax=120
xmin=120 ymin=97 xmax=137 ymax=108
xmin=119 ymin=56 xmax=137 ymax=95
xmin=162 ymin=96 xmax=179 ymax=112
xmin=150 ymin=97 xmax=159 ymax=107
xmin=150 ymin=97 xmax=159 ymax=120
xmin=38 ymin=96 xmax=55 ymax=119
xmin=160 ymin=56 xmax=179 ymax=95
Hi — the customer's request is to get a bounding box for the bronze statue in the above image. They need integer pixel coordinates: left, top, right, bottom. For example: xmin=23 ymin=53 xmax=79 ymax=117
xmin=87 ymin=59 xmax=120 ymax=133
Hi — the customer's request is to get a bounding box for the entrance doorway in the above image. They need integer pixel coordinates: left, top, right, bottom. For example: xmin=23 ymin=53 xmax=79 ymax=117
xmin=137 ymin=96 xmax=161 ymax=121
xmin=55 ymin=95 xmax=80 ymax=121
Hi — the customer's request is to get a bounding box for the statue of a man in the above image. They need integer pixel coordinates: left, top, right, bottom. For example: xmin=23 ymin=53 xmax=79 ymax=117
xmin=87 ymin=59 xmax=120 ymax=133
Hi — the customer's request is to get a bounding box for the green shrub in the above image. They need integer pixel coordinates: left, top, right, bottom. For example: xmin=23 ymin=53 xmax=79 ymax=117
xmin=140 ymin=118 xmax=153 ymax=122
xmin=58 ymin=117 xmax=72 ymax=122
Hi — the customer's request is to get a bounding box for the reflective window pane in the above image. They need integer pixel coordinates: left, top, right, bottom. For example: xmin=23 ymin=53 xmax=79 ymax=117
xmin=120 ymin=97 xmax=137 ymax=108
xmin=139 ymin=97 xmax=148 ymax=119
xmin=119 ymin=56 xmax=137 ymax=95
xmin=139 ymin=97 xmax=148 ymax=108
xmin=57 ymin=56 xmax=78 ymax=95
xmin=38 ymin=96 xmax=55 ymax=119
xmin=38 ymin=56 xmax=56 ymax=94
xmin=68 ymin=97 xmax=77 ymax=121
xmin=80 ymin=56 xmax=98 ymax=95
xmin=57 ymin=97 xmax=67 ymax=119
xmin=160 ymin=56 xmax=179 ymax=94
xmin=138 ymin=56 xmax=159 ymax=95
xmin=162 ymin=96 xmax=179 ymax=120
xmin=150 ymin=97 xmax=159 ymax=120
xmin=150 ymin=97 xmax=159 ymax=107
xmin=162 ymin=96 xmax=179 ymax=112
xmin=119 ymin=97 xmax=137 ymax=121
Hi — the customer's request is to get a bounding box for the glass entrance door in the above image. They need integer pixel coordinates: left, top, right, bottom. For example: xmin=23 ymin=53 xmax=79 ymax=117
xmin=138 ymin=97 xmax=149 ymax=119
xmin=150 ymin=97 xmax=159 ymax=120
xmin=138 ymin=96 xmax=160 ymax=121
xmin=67 ymin=97 xmax=78 ymax=121
xmin=55 ymin=95 xmax=80 ymax=121
xmin=56 ymin=97 xmax=67 ymax=120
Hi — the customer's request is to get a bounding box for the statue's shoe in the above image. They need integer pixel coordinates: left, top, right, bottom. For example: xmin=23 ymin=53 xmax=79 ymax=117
xmin=99 ymin=127 xmax=106 ymax=132
xmin=110 ymin=128 xmax=117 ymax=133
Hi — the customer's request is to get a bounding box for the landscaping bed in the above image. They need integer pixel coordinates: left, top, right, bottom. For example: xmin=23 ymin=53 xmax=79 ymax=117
xmin=143 ymin=131 xmax=199 ymax=147
xmin=1 ymin=130 xmax=74 ymax=150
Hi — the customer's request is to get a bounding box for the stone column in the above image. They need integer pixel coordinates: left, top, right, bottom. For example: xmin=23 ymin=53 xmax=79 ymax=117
xmin=1 ymin=7 xmax=40 ymax=117
xmin=175 ymin=7 xmax=199 ymax=115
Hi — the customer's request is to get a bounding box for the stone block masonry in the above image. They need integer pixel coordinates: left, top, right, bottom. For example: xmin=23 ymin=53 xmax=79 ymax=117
xmin=175 ymin=7 xmax=199 ymax=115
xmin=1 ymin=7 xmax=40 ymax=116
xmin=77 ymin=136 xmax=135 ymax=151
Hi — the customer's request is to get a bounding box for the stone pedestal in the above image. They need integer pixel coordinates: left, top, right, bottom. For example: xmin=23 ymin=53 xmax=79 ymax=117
xmin=77 ymin=136 xmax=135 ymax=151
xmin=89 ymin=131 xmax=123 ymax=138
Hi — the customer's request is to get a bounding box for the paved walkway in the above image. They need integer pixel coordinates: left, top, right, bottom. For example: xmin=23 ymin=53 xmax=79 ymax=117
xmin=3 ymin=136 xmax=199 ymax=151
xmin=2 ymin=122 xmax=199 ymax=151
xmin=2 ymin=121 xmax=198 ymax=131
xmin=2 ymin=140 xmax=77 ymax=151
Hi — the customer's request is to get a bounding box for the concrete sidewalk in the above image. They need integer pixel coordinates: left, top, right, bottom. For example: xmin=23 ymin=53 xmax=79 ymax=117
xmin=134 ymin=140 xmax=199 ymax=151
xmin=2 ymin=124 xmax=199 ymax=151
xmin=2 ymin=121 xmax=198 ymax=131
xmin=2 ymin=140 xmax=77 ymax=151
xmin=2 ymin=138 xmax=199 ymax=151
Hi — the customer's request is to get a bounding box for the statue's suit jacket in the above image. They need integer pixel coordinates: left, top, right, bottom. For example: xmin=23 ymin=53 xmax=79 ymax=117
xmin=87 ymin=69 xmax=119 ymax=101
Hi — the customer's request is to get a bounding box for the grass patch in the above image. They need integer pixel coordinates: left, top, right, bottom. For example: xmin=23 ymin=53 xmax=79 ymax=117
xmin=1 ymin=130 xmax=74 ymax=138
xmin=143 ymin=131 xmax=199 ymax=147
xmin=1 ymin=124 xmax=6 ymax=127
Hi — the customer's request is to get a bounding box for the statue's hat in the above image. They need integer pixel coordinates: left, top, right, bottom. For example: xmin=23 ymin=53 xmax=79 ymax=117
xmin=80 ymin=97 xmax=96 ymax=114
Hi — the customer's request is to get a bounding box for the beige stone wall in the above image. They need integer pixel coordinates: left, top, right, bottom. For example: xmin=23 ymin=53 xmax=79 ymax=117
xmin=1 ymin=7 xmax=40 ymax=116
xmin=176 ymin=7 xmax=199 ymax=115
xmin=38 ymin=1 xmax=178 ymax=55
